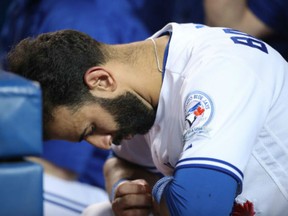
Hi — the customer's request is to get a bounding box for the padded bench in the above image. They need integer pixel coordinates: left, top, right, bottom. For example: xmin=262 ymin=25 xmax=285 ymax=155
xmin=0 ymin=70 xmax=43 ymax=216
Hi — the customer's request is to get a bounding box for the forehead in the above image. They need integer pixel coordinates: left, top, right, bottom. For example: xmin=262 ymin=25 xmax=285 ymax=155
xmin=47 ymin=106 xmax=85 ymax=142
xmin=47 ymin=104 xmax=115 ymax=142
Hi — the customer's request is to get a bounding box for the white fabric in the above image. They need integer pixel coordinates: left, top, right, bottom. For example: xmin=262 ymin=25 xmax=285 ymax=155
xmin=112 ymin=23 xmax=288 ymax=215
xmin=44 ymin=174 xmax=109 ymax=216
xmin=81 ymin=201 xmax=154 ymax=216
xmin=81 ymin=202 xmax=113 ymax=216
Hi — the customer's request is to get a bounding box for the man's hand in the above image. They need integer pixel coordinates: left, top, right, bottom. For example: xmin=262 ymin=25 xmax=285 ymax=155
xmin=112 ymin=179 xmax=154 ymax=216
xmin=204 ymin=0 xmax=273 ymax=38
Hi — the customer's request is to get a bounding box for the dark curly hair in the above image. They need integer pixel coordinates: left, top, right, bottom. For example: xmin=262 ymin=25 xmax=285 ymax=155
xmin=7 ymin=30 xmax=108 ymax=136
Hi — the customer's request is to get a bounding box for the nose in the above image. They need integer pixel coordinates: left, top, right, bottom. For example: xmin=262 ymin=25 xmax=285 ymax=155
xmin=85 ymin=134 xmax=112 ymax=149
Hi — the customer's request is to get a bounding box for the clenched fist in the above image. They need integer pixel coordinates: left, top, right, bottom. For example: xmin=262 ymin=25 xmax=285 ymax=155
xmin=112 ymin=179 xmax=159 ymax=216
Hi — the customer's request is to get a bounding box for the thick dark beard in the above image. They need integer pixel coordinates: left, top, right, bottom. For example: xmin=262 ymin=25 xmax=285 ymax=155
xmin=98 ymin=92 xmax=156 ymax=145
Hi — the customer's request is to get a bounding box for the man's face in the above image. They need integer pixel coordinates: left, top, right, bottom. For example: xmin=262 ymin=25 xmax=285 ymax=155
xmin=48 ymin=91 xmax=156 ymax=149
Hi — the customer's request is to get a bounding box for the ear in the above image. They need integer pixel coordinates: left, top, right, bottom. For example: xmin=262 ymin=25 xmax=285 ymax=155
xmin=84 ymin=66 xmax=116 ymax=92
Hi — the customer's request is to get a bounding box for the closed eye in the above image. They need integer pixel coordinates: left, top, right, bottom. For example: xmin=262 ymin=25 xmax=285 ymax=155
xmin=79 ymin=124 xmax=97 ymax=142
xmin=86 ymin=124 xmax=97 ymax=137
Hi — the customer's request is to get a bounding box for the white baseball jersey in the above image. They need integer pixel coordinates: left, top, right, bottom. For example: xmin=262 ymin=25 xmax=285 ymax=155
xmin=44 ymin=174 xmax=108 ymax=216
xmin=112 ymin=23 xmax=288 ymax=215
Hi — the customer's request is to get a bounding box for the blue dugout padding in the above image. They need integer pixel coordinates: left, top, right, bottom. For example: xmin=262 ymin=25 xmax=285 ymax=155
xmin=0 ymin=70 xmax=43 ymax=216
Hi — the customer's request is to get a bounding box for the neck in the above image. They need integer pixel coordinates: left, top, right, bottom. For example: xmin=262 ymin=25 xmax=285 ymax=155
xmin=106 ymin=35 xmax=170 ymax=108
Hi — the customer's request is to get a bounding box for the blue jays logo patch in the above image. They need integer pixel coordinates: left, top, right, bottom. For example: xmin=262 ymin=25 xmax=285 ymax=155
xmin=183 ymin=91 xmax=213 ymax=141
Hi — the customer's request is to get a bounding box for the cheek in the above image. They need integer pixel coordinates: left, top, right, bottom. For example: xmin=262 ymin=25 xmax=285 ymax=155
xmin=46 ymin=120 xmax=77 ymax=142
xmin=91 ymin=110 xmax=119 ymax=131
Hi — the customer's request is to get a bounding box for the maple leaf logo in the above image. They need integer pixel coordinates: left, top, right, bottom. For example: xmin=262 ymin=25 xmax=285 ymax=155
xmin=231 ymin=200 xmax=255 ymax=216
xmin=194 ymin=106 xmax=205 ymax=116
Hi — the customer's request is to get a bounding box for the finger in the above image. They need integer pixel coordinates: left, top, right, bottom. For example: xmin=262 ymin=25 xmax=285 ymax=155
xmin=118 ymin=208 xmax=152 ymax=216
xmin=113 ymin=193 xmax=153 ymax=210
xmin=116 ymin=181 xmax=149 ymax=197
xmin=131 ymin=179 xmax=152 ymax=193
xmin=113 ymin=203 xmax=152 ymax=216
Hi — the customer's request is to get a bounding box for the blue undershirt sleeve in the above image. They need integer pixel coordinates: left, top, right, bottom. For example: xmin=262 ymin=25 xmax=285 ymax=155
xmin=152 ymin=167 xmax=238 ymax=216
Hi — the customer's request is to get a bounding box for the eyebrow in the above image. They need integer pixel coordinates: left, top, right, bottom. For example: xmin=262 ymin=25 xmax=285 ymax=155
xmin=79 ymin=126 xmax=89 ymax=142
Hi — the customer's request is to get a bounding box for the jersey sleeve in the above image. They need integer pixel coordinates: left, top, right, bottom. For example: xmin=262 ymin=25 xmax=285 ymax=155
xmin=179 ymin=55 xmax=270 ymax=190
xmin=152 ymin=167 xmax=238 ymax=215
